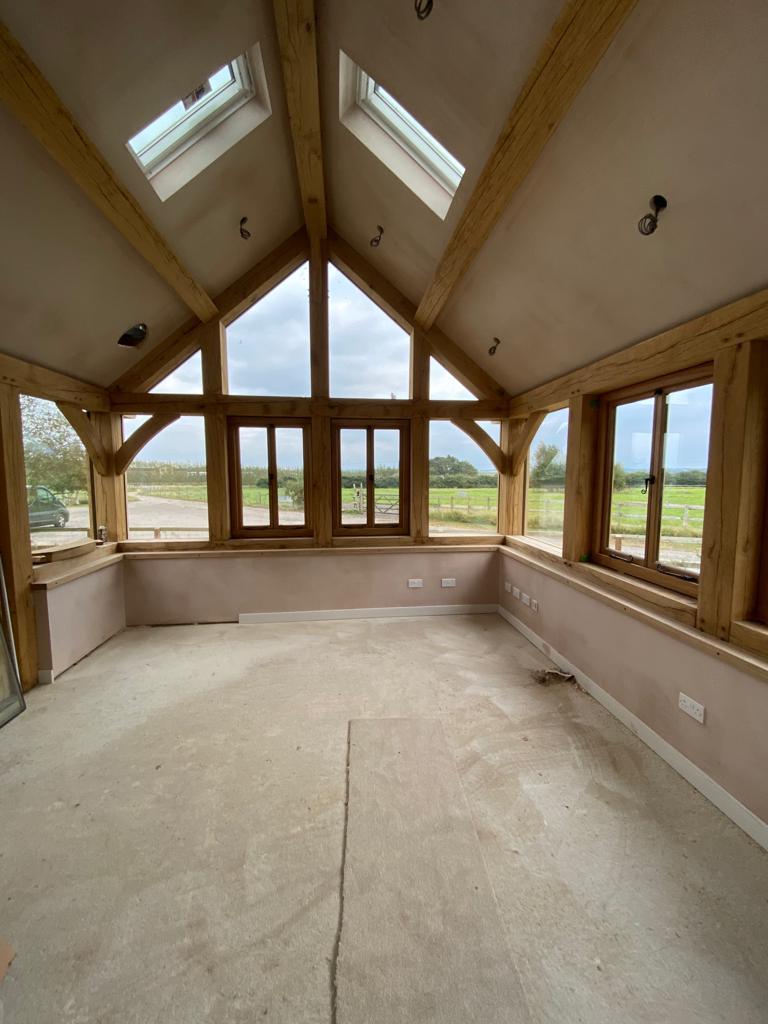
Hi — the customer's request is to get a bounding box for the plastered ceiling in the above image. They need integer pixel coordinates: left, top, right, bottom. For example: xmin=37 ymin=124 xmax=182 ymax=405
xmin=0 ymin=0 xmax=767 ymax=393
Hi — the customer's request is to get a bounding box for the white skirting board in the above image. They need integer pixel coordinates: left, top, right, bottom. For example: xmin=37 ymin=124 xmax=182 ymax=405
xmin=239 ymin=604 xmax=498 ymax=624
xmin=497 ymin=605 xmax=768 ymax=852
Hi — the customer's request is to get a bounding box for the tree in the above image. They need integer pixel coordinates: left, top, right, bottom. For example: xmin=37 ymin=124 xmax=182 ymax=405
xmin=612 ymin=463 xmax=628 ymax=490
xmin=529 ymin=442 xmax=565 ymax=486
xmin=20 ymin=396 xmax=88 ymax=497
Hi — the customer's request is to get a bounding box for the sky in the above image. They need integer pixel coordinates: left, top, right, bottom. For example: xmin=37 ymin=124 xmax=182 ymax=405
xmin=133 ymin=262 xmax=500 ymax=471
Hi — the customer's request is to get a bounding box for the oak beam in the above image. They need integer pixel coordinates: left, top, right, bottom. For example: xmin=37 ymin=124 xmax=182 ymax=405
xmin=114 ymin=414 xmax=179 ymax=476
xmin=272 ymin=0 xmax=327 ymax=241
xmin=108 ymin=393 xmax=511 ymax=418
xmin=450 ymin=419 xmax=505 ymax=474
xmin=110 ymin=227 xmax=309 ymax=393
xmin=415 ymin=0 xmax=639 ymax=330
xmin=509 ymin=412 xmax=546 ymax=475
xmin=57 ymin=404 xmax=110 ymax=476
xmin=508 ymin=291 xmax=768 ymax=417
xmin=0 ymin=384 xmax=37 ymax=689
xmin=0 ymin=21 xmax=217 ymax=321
xmin=0 ymin=351 xmax=109 ymax=411
xmin=91 ymin=414 xmax=127 ymax=541
xmin=697 ymin=342 xmax=768 ymax=638
xmin=561 ymin=395 xmax=599 ymax=562
xmin=327 ymin=231 xmax=507 ymax=400
xmin=200 ymin=322 xmax=230 ymax=541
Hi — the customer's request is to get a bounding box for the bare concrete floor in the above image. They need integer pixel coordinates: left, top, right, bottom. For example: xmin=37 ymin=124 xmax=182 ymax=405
xmin=0 ymin=616 xmax=766 ymax=1023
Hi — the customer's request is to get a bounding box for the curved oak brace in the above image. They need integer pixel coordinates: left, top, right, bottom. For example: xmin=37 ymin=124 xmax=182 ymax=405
xmin=57 ymin=403 xmax=110 ymax=476
xmin=450 ymin=419 xmax=506 ymax=474
xmin=509 ymin=412 xmax=546 ymax=476
xmin=114 ymin=414 xmax=180 ymax=476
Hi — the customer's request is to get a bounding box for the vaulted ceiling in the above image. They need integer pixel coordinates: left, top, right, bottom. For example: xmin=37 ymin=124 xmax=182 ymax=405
xmin=1 ymin=0 xmax=766 ymax=394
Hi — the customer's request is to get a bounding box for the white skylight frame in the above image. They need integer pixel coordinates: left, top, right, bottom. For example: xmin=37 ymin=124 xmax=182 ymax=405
xmin=355 ymin=71 xmax=464 ymax=195
xmin=128 ymin=54 xmax=255 ymax=178
xmin=339 ymin=52 xmax=464 ymax=219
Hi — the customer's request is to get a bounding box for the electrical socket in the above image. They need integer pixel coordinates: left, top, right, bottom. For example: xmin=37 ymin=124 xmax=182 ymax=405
xmin=679 ymin=692 xmax=705 ymax=724
xmin=531 ymin=598 xmax=539 ymax=613
xmin=441 ymin=578 xmax=457 ymax=588
xmin=408 ymin=578 xmax=423 ymax=589
xmin=521 ymin=593 xmax=531 ymax=607
xmin=512 ymin=586 xmax=520 ymax=600
xmin=504 ymin=580 xmax=512 ymax=593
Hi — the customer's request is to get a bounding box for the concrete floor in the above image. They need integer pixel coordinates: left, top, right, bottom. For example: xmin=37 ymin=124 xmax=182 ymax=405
xmin=0 ymin=615 xmax=766 ymax=1023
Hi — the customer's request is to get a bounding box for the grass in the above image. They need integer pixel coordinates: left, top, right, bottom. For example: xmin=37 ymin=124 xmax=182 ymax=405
xmin=127 ymin=481 xmax=707 ymax=538
xmin=527 ymin=485 xmax=706 ymax=537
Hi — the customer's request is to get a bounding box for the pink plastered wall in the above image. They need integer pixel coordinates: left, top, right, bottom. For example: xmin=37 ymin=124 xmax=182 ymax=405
xmin=34 ymin=562 xmax=126 ymax=679
xmin=497 ymin=552 xmax=768 ymax=824
xmin=123 ymin=549 xmax=499 ymax=625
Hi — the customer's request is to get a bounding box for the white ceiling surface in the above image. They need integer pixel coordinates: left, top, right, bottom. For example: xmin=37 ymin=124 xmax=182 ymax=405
xmin=441 ymin=0 xmax=768 ymax=395
xmin=0 ymin=0 xmax=301 ymax=385
xmin=318 ymin=0 xmax=563 ymax=305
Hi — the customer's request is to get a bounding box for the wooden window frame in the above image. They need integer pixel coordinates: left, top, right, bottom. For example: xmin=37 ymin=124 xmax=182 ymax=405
xmin=227 ymin=416 xmax=312 ymax=538
xmin=331 ymin=419 xmax=410 ymax=536
xmin=592 ymin=366 xmax=713 ymax=597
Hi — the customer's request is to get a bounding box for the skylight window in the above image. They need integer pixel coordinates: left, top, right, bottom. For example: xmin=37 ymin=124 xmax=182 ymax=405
xmin=128 ymin=56 xmax=254 ymax=176
xmin=339 ymin=53 xmax=465 ymax=219
xmin=355 ymin=73 xmax=464 ymax=194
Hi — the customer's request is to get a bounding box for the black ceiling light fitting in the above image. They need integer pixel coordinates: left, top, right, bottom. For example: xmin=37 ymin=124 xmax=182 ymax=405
xmin=370 ymin=224 xmax=384 ymax=248
xmin=488 ymin=336 xmax=501 ymax=356
xmin=117 ymin=323 xmax=148 ymax=348
xmin=415 ymin=0 xmax=433 ymax=19
xmin=239 ymin=216 xmax=251 ymax=240
xmin=638 ymin=194 xmax=668 ymax=236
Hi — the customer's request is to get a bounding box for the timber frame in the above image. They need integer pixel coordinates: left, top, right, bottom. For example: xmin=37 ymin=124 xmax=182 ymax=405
xmin=1 ymin=0 xmax=767 ymax=692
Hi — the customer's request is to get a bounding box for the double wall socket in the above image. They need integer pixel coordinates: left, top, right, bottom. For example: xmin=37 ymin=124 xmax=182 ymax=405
xmin=679 ymin=692 xmax=705 ymax=724
xmin=408 ymin=578 xmax=423 ymax=589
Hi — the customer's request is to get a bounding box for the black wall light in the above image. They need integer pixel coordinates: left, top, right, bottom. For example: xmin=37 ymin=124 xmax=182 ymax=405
xmin=117 ymin=323 xmax=147 ymax=348
xmin=638 ymin=195 xmax=668 ymax=236
xmin=370 ymin=224 xmax=384 ymax=248
xmin=488 ymin=336 xmax=501 ymax=356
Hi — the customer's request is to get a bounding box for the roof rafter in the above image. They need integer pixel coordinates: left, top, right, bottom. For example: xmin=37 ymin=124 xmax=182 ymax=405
xmin=415 ymin=0 xmax=639 ymax=331
xmin=110 ymin=227 xmax=309 ymax=393
xmin=272 ymin=0 xmax=327 ymax=243
xmin=0 ymin=20 xmax=217 ymax=322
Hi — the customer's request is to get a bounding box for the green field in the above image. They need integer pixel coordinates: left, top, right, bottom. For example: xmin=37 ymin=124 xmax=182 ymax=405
xmin=527 ymin=485 xmax=706 ymax=538
xmin=127 ymin=481 xmax=707 ymax=538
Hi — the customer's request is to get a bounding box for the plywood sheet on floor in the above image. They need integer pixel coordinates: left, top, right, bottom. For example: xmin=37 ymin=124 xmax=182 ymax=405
xmin=336 ymin=718 xmax=530 ymax=1023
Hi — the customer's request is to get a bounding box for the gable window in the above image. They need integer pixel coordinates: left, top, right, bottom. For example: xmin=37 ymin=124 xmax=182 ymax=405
xmin=128 ymin=57 xmax=254 ymax=175
xmin=428 ymin=422 xmax=498 ymax=536
xmin=332 ymin=421 xmax=410 ymax=535
xmin=339 ymin=53 xmax=464 ymax=219
xmin=595 ymin=372 xmax=713 ymax=592
xmin=227 ymin=418 xmax=311 ymax=537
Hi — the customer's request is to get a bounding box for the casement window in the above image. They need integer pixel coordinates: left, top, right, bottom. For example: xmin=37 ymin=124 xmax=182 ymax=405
xmin=523 ymin=409 xmax=569 ymax=552
xmin=227 ymin=418 xmax=311 ymax=537
xmin=332 ymin=421 xmax=410 ymax=535
xmin=594 ymin=371 xmax=713 ymax=593
xmin=128 ymin=56 xmax=255 ymax=175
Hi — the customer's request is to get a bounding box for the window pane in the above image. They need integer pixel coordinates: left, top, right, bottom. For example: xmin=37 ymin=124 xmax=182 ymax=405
xmin=608 ymin=398 xmax=655 ymax=560
xmin=525 ymin=410 xmax=568 ymax=552
xmin=239 ymin=428 xmax=270 ymax=527
xmin=340 ymin=429 xmax=367 ymax=525
xmin=275 ymin=428 xmax=306 ymax=527
xmin=227 ymin=263 xmax=311 ymax=397
xmin=374 ymin=430 xmax=400 ymax=525
xmin=329 ymin=265 xmax=410 ymax=398
xmin=428 ymin=422 xmax=498 ymax=535
xmin=657 ymin=384 xmax=712 ymax=574
xmin=125 ymin=417 xmax=208 ymax=540
xmin=21 ymin=397 xmax=92 ymax=549
xmin=429 ymin=358 xmax=476 ymax=400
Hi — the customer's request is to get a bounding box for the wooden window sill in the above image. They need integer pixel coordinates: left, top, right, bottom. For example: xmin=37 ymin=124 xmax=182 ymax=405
xmin=500 ymin=539 xmax=768 ymax=684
